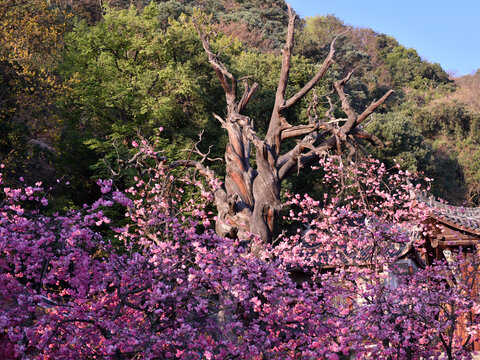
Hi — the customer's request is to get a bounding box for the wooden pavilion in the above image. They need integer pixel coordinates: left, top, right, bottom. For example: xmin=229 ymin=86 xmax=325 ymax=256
xmin=417 ymin=193 xmax=480 ymax=351
xmin=418 ymin=194 xmax=480 ymax=265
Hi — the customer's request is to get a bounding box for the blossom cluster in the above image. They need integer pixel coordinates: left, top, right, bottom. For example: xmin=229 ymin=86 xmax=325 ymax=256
xmin=1 ymin=155 xmax=479 ymax=359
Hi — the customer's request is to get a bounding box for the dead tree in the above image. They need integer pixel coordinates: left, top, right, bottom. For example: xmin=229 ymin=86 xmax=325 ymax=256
xmin=173 ymin=5 xmax=393 ymax=242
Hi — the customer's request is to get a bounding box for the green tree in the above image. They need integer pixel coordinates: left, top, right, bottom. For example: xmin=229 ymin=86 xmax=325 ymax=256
xmin=0 ymin=0 xmax=72 ymax=185
xmin=413 ymin=100 xmax=476 ymax=139
xmin=380 ymin=42 xmax=450 ymax=90
xmin=365 ymin=112 xmax=434 ymax=174
xmin=59 ymin=4 xmax=231 ymax=185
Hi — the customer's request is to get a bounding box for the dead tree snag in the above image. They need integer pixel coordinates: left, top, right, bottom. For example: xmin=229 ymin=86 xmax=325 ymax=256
xmin=184 ymin=5 xmax=393 ymax=242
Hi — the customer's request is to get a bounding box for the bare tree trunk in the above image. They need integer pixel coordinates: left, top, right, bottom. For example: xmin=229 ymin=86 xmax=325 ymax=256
xmin=186 ymin=6 xmax=393 ymax=242
xmin=250 ymin=142 xmax=281 ymax=241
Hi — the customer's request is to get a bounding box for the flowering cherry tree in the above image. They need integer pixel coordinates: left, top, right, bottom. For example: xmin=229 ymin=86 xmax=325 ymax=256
xmin=354 ymin=256 xmax=480 ymax=360
xmin=1 ymin=146 xmax=480 ymax=359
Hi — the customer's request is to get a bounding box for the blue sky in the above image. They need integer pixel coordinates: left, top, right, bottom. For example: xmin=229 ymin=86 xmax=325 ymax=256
xmin=288 ymin=0 xmax=479 ymax=77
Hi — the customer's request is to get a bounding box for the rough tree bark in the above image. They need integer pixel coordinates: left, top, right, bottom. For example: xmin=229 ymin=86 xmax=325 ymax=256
xmin=176 ymin=5 xmax=394 ymax=242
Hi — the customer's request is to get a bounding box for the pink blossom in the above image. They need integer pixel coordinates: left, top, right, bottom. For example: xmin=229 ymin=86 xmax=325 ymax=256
xmin=1 ymin=149 xmax=478 ymax=359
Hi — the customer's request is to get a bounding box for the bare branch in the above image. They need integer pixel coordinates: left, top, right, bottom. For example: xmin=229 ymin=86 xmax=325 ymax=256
xmin=307 ymin=91 xmax=320 ymax=124
xmin=337 ymin=67 xmax=357 ymax=87
xmin=281 ymin=124 xmax=319 ymax=140
xmin=215 ymin=38 xmax=235 ymax=58
xmin=238 ymin=80 xmax=259 ymax=113
xmin=324 ymin=93 xmax=336 ymax=121
xmin=169 ymin=159 xmax=218 ymax=186
xmin=192 ymin=19 xmax=236 ymax=99
xmin=240 ymin=117 xmax=263 ymax=150
xmin=212 ymin=112 xmax=227 ymax=127
xmin=351 ymin=128 xmax=384 ymax=147
xmin=276 ymin=75 xmax=387 ymax=180
xmin=348 ymin=134 xmax=370 ymax=157
xmin=356 ymin=89 xmax=395 ymax=126
xmin=335 ymin=69 xmax=358 ymax=132
xmin=278 ymin=130 xmax=339 ymax=180
xmin=273 ymin=4 xmax=295 ymax=110
xmin=346 ymin=140 xmax=356 ymax=162
xmin=277 ymin=125 xmax=331 ymax=169
xmin=334 ymin=132 xmax=342 ymax=155
xmin=278 ymin=141 xmax=331 ymax=180
xmin=181 ymin=131 xmax=223 ymax=163
xmin=283 ymin=31 xmax=347 ymax=109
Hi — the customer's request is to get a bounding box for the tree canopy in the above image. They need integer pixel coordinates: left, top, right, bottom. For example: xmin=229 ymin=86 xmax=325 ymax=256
xmin=1 ymin=0 xmax=478 ymax=205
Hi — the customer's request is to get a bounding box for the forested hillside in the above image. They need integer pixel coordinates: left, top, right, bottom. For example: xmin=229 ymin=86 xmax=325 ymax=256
xmin=1 ymin=0 xmax=479 ymax=205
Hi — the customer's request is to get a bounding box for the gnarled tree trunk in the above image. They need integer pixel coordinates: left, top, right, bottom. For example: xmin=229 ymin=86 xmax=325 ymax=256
xmin=183 ymin=5 xmax=393 ymax=242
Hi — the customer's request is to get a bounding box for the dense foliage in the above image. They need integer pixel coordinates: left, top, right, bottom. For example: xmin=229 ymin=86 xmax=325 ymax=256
xmin=59 ymin=4 xmax=218 ymax=185
xmin=0 ymin=0 xmax=72 ymax=186
xmin=2 ymin=147 xmax=480 ymax=359
xmin=1 ymin=0 xmax=479 ymax=205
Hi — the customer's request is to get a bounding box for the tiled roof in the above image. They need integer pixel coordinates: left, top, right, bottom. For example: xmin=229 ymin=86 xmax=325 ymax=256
xmin=416 ymin=193 xmax=480 ymax=236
